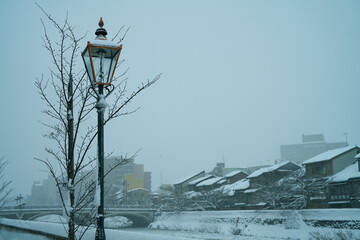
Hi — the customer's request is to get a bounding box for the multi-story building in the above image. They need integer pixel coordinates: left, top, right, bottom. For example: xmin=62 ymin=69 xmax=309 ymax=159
xmin=247 ymin=161 xmax=300 ymax=188
xmin=104 ymin=157 xmax=152 ymax=204
xmin=195 ymin=177 xmax=225 ymax=192
xmin=173 ymin=171 xmax=205 ymax=197
xmin=302 ymin=146 xmax=360 ymax=178
xmin=126 ymin=188 xmax=150 ymax=205
xmin=328 ymin=153 xmax=360 ymax=208
xmin=187 ymin=175 xmax=214 ymax=191
xmin=224 ymin=170 xmax=248 ymax=184
xmin=28 ymin=157 xmax=152 ymax=206
xmin=28 ymin=175 xmax=61 ymax=206
xmin=245 ymin=161 xmax=300 ymax=208
xmin=302 ymin=145 xmax=360 ymax=208
xmin=144 ymin=172 xmax=152 ymax=191
xmin=280 ymin=134 xmax=348 ymax=164
xmin=125 ymin=173 xmax=143 ymax=190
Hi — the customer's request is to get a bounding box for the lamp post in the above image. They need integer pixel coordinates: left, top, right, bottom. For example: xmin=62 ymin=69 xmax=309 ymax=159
xmin=82 ymin=18 xmax=122 ymax=240
xmin=15 ymin=194 xmax=23 ymax=209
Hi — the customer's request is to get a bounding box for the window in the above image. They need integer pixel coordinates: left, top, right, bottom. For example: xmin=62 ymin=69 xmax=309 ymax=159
xmin=312 ymin=166 xmax=325 ymax=176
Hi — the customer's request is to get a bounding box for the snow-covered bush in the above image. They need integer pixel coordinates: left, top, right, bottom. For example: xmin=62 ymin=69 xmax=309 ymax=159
xmin=198 ymin=224 xmax=221 ymax=234
xmin=281 ymin=210 xmax=305 ymax=230
xmin=104 ymin=216 xmax=133 ymax=229
xmin=284 ymin=214 xmax=301 ymax=229
xmin=230 ymin=217 xmax=247 ymax=235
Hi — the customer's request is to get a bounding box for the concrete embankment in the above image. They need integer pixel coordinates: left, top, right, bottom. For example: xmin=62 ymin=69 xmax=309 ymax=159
xmin=0 ymin=218 xmax=66 ymax=239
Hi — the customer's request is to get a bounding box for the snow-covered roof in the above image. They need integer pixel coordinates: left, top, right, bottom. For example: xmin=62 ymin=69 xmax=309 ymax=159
xmin=244 ymin=188 xmax=260 ymax=193
xmin=218 ymin=179 xmax=226 ymax=184
xmin=127 ymin=188 xmax=149 ymax=192
xmin=89 ymin=39 xmax=121 ymax=48
xmin=183 ymin=191 xmax=201 ymax=199
xmin=302 ymin=146 xmax=358 ymax=165
xmin=355 ymin=153 xmax=360 ymax=159
xmin=256 ymin=202 xmax=267 ymax=206
xmin=328 ymin=201 xmax=350 ymax=205
xmin=223 ymin=179 xmax=250 ymax=196
xmin=234 ymin=202 xmax=246 ymax=206
xmin=174 ymin=171 xmax=205 ymax=185
xmin=196 ymin=177 xmax=223 ymax=187
xmin=188 ymin=175 xmax=213 ymax=185
xmin=247 ymin=161 xmax=292 ymax=178
xmin=225 ymin=170 xmax=246 ymax=178
xmin=330 ymin=163 xmax=360 ymax=183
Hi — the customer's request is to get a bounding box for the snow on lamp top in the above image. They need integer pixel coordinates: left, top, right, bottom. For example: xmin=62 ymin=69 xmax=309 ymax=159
xmin=82 ymin=17 xmax=123 ymax=86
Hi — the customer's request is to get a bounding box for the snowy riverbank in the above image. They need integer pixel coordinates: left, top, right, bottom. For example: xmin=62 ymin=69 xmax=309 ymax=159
xmin=2 ymin=209 xmax=360 ymax=239
xmin=149 ymin=209 xmax=360 ymax=239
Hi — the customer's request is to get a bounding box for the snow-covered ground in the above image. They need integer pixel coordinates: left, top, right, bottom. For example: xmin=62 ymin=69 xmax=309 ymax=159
xmin=1 ymin=209 xmax=360 ymax=239
xmin=0 ymin=218 xmax=191 ymax=240
xmin=149 ymin=209 xmax=360 ymax=239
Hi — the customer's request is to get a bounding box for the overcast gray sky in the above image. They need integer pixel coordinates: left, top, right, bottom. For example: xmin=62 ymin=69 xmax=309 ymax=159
xmin=1 ymin=0 xmax=360 ymax=197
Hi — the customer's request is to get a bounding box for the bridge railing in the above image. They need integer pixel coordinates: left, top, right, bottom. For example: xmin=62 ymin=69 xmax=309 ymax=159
xmin=1 ymin=204 xmax=156 ymax=211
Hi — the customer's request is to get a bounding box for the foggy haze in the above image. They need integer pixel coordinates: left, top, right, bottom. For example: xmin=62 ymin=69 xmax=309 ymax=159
xmin=0 ymin=0 xmax=359 ymax=197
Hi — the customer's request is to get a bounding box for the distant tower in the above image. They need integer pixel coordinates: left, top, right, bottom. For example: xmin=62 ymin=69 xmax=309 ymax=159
xmin=212 ymin=162 xmax=225 ymax=177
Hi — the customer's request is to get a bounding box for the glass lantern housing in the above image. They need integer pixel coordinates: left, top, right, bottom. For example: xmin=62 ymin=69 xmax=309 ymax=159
xmin=82 ymin=40 xmax=122 ymax=85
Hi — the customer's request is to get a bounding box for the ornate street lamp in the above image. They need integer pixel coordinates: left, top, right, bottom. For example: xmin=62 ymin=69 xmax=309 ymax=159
xmin=82 ymin=18 xmax=122 ymax=87
xmin=82 ymin=18 xmax=122 ymax=240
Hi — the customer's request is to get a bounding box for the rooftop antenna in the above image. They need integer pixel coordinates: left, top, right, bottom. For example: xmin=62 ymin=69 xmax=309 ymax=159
xmin=344 ymin=132 xmax=349 ymax=145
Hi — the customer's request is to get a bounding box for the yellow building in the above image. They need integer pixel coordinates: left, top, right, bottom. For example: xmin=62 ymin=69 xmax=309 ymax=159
xmin=125 ymin=173 xmax=144 ymax=190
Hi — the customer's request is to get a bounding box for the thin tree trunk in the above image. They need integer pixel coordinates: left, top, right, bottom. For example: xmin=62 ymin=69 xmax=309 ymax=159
xmin=68 ymin=75 xmax=75 ymax=240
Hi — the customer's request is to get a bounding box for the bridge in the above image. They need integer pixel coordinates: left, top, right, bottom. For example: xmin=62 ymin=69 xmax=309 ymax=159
xmin=0 ymin=207 xmax=156 ymax=227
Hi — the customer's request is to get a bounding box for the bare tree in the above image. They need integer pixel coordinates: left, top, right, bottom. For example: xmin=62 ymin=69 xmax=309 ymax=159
xmin=196 ymin=188 xmax=226 ymax=210
xmin=0 ymin=156 xmax=12 ymax=208
xmin=157 ymin=189 xmax=195 ymax=212
xmin=255 ymin=181 xmax=284 ymax=209
xmin=168 ymin=187 xmax=227 ymax=211
xmin=279 ymin=168 xmax=328 ymax=210
xmin=257 ymin=168 xmax=328 ymax=210
xmin=35 ymin=6 xmax=160 ymax=240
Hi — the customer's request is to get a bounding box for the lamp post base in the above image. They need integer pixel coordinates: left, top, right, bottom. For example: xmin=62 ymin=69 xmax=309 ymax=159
xmin=95 ymin=215 xmax=106 ymax=240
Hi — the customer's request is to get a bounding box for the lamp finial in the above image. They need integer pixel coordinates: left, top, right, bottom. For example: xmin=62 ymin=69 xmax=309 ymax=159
xmin=95 ymin=17 xmax=107 ymax=37
xmin=99 ymin=17 xmax=104 ymax=28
